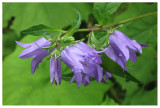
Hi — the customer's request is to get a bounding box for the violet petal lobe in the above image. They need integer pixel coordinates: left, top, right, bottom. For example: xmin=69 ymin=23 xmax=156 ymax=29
xmin=129 ymin=49 xmax=137 ymax=62
xmin=16 ymin=41 xmax=32 ymax=48
xmin=105 ymin=71 xmax=112 ymax=80
xmin=50 ymin=56 xmax=55 ymax=84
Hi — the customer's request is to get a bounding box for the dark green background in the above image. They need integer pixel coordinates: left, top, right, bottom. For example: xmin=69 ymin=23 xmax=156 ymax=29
xmin=3 ymin=3 xmax=157 ymax=105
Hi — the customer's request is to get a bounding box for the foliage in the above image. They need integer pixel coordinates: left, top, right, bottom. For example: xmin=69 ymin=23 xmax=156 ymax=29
xmin=3 ymin=2 xmax=157 ymax=105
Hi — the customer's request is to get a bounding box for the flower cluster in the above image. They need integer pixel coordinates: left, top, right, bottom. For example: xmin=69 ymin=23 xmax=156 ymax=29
xmin=16 ymin=30 xmax=147 ymax=88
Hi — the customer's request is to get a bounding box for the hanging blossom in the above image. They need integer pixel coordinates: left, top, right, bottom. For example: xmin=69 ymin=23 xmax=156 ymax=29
xmin=16 ymin=38 xmax=111 ymax=87
xmin=16 ymin=37 xmax=61 ymax=85
xmin=104 ymin=30 xmax=148 ymax=71
xmin=61 ymin=42 xmax=111 ymax=88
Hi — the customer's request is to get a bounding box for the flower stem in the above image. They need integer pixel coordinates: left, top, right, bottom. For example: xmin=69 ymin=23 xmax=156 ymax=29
xmin=76 ymin=11 xmax=157 ymax=32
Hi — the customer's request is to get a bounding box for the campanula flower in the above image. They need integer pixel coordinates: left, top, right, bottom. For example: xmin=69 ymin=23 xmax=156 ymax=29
xmin=61 ymin=42 xmax=110 ymax=88
xmin=50 ymin=55 xmax=61 ymax=85
xmin=104 ymin=30 xmax=148 ymax=71
xmin=16 ymin=37 xmax=61 ymax=85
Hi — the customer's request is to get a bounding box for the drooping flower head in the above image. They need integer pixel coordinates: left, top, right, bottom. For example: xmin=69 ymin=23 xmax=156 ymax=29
xmin=16 ymin=37 xmax=61 ymax=85
xmin=61 ymin=42 xmax=111 ymax=88
xmin=104 ymin=30 xmax=148 ymax=71
xmin=50 ymin=54 xmax=61 ymax=85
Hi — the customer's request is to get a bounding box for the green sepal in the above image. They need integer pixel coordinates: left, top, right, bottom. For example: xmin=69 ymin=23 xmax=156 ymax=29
xmin=89 ymin=30 xmax=110 ymax=50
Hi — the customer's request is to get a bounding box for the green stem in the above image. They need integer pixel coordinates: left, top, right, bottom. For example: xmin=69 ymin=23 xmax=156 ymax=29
xmin=105 ymin=11 xmax=157 ymax=28
xmin=76 ymin=11 xmax=157 ymax=32
xmin=76 ymin=28 xmax=100 ymax=32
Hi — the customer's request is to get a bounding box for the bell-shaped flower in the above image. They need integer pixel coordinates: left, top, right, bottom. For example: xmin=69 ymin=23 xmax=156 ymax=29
xmin=16 ymin=37 xmax=61 ymax=85
xmin=104 ymin=30 xmax=148 ymax=71
xmin=61 ymin=42 xmax=110 ymax=88
xmin=50 ymin=54 xmax=61 ymax=85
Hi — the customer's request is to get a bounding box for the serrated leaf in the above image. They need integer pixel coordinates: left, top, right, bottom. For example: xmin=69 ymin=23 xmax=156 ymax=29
xmin=93 ymin=3 xmax=121 ymax=25
xmin=101 ymin=53 xmax=141 ymax=83
xmin=20 ymin=24 xmax=65 ymax=40
xmin=65 ymin=10 xmax=81 ymax=36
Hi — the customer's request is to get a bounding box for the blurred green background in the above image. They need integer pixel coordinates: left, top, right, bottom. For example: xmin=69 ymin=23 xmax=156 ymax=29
xmin=2 ymin=3 xmax=157 ymax=105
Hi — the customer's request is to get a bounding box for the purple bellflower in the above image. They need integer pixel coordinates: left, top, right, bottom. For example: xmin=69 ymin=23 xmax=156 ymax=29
xmin=16 ymin=37 xmax=61 ymax=85
xmin=50 ymin=54 xmax=61 ymax=85
xmin=61 ymin=42 xmax=111 ymax=88
xmin=104 ymin=30 xmax=148 ymax=71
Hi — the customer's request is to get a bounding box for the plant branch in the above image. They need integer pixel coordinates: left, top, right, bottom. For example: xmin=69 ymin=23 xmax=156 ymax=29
xmin=105 ymin=11 xmax=157 ymax=28
xmin=76 ymin=11 xmax=157 ymax=32
xmin=76 ymin=28 xmax=101 ymax=32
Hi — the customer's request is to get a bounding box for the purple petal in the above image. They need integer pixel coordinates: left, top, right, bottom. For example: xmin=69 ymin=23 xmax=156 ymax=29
xmin=16 ymin=41 xmax=32 ymax=48
xmin=101 ymin=78 xmax=107 ymax=84
xmin=19 ymin=37 xmax=52 ymax=58
xmin=70 ymin=75 xmax=76 ymax=83
xmin=75 ymin=72 xmax=82 ymax=88
xmin=31 ymin=50 xmax=50 ymax=74
xmin=95 ymin=65 xmax=103 ymax=82
xmin=73 ymin=42 xmax=97 ymax=54
xmin=140 ymin=44 xmax=149 ymax=48
xmin=129 ymin=49 xmax=137 ymax=62
xmin=82 ymin=75 xmax=90 ymax=86
xmin=131 ymin=40 xmax=142 ymax=54
xmin=19 ymin=48 xmax=46 ymax=58
xmin=116 ymin=57 xmax=128 ymax=71
xmin=55 ymin=58 xmax=61 ymax=84
xmin=50 ymin=55 xmax=61 ymax=85
xmin=104 ymin=45 xmax=118 ymax=62
xmin=113 ymin=30 xmax=140 ymax=52
xmin=89 ymin=54 xmax=102 ymax=64
xmin=109 ymin=34 xmax=129 ymax=61
xmin=61 ymin=46 xmax=84 ymax=69
xmin=104 ymin=45 xmax=127 ymax=71
xmin=57 ymin=59 xmax=61 ymax=84
xmin=105 ymin=71 xmax=112 ymax=80
xmin=50 ymin=56 xmax=55 ymax=84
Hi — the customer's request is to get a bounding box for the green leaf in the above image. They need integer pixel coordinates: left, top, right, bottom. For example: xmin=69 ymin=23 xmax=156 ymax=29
xmin=90 ymin=30 xmax=108 ymax=50
xmin=65 ymin=9 xmax=81 ymax=36
xmin=20 ymin=24 xmax=65 ymax=40
xmin=3 ymin=3 xmax=92 ymax=35
xmin=93 ymin=3 xmax=121 ymax=25
xmin=101 ymin=96 xmax=118 ymax=105
xmin=61 ymin=72 xmax=74 ymax=82
xmin=101 ymin=53 xmax=141 ymax=83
